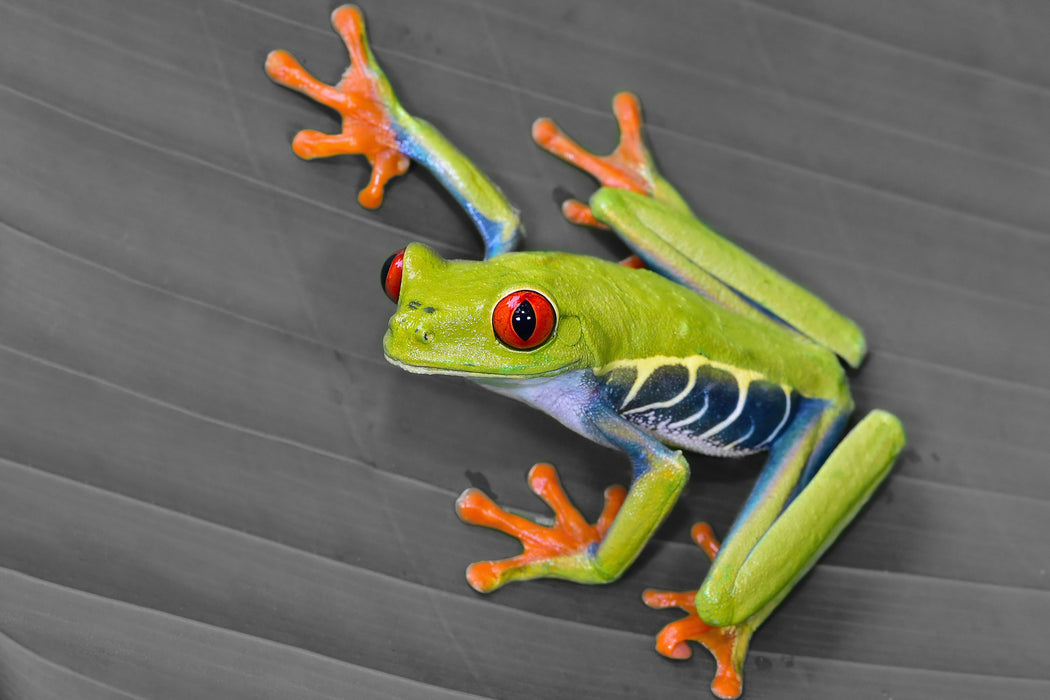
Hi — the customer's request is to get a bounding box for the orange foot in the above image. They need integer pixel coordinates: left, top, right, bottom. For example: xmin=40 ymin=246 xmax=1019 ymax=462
xmin=643 ymin=523 xmax=746 ymax=700
xmin=265 ymin=5 xmax=409 ymax=208
xmin=533 ymin=92 xmax=657 ymax=228
xmin=455 ymin=463 xmax=626 ymax=592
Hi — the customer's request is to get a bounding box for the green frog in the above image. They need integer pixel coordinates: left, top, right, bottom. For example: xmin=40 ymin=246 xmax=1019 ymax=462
xmin=266 ymin=7 xmax=905 ymax=697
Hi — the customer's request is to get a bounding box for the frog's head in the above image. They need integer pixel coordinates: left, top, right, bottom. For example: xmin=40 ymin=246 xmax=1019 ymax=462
xmin=380 ymin=243 xmax=599 ymax=378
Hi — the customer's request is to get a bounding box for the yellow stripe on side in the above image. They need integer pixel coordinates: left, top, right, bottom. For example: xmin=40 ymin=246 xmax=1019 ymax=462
xmin=597 ymin=355 xmax=773 ymax=411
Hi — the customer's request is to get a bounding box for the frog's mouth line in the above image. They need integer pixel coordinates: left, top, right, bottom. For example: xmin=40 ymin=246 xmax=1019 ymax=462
xmin=384 ymin=354 xmax=582 ymax=380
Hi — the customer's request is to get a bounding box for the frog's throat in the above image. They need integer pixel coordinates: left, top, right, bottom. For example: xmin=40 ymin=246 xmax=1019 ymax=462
xmin=384 ymin=355 xmax=584 ymax=380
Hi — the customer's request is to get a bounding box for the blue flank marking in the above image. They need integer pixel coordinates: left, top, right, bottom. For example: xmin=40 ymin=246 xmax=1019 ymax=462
xmin=624 ymin=440 xmax=656 ymax=481
xmin=788 ymin=409 xmax=849 ymax=503
xmin=394 ymin=125 xmax=522 ymax=258
xmin=719 ymin=398 xmax=843 ymax=549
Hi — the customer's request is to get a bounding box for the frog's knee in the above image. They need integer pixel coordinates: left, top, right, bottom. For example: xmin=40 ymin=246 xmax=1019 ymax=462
xmin=869 ymin=409 xmax=906 ymax=442
xmin=856 ymin=409 xmax=907 ymax=457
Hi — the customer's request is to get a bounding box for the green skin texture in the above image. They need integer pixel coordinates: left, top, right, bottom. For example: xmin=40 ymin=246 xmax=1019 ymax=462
xmin=356 ymin=31 xmax=905 ymax=681
xmin=386 ymin=235 xmax=904 ymax=629
xmin=387 ymin=189 xmax=905 ymax=627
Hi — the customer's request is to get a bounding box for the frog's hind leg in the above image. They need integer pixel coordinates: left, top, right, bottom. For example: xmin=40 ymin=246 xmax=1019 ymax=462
xmin=534 ymin=92 xmax=868 ymax=367
xmin=645 ymin=409 xmax=903 ymax=698
xmin=696 ymin=408 xmax=904 ymax=627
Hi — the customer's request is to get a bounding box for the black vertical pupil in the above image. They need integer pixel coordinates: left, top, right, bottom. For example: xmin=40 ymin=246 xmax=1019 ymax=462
xmin=512 ymin=300 xmax=536 ymax=341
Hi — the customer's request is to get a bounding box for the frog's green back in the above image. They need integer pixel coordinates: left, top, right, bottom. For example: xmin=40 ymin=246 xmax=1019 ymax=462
xmin=481 ymin=251 xmax=849 ymax=402
xmin=590 ymin=189 xmax=868 ymax=369
xmin=383 ymin=244 xmax=847 ymax=401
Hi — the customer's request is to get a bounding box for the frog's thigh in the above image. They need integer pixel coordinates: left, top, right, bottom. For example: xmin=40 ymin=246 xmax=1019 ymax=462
xmin=697 ymin=409 xmax=905 ymax=627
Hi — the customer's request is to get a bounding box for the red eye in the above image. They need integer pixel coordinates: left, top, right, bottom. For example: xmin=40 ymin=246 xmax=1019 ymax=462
xmin=381 ymin=249 xmax=405 ymax=302
xmin=492 ymin=290 xmax=556 ymax=350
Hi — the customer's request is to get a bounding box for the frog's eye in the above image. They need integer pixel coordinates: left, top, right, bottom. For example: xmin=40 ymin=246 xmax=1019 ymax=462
xmin=492 ymin=290 xmax=556 ymax=350
xmin=381 ymin=249 xmax=405 ymax=302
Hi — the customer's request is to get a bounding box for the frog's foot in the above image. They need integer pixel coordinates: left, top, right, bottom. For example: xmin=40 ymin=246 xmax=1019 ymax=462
xmin=265 ymin=5 xmax=409 ymax=208
xmin=643 ymin=523 xmax=749 ymax=700
xmin=619 ymin=254 xmax=646 ymax=269
xmin=455 ymin=463 xmax=627 ymax=592
xmin=533 ymin=92 xmax=657 ymax=228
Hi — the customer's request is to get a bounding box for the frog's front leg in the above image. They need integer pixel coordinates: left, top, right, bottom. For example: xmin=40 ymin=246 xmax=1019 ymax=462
xmin=266 ymin=5 xmax=522 ymax=257
xmin=456 ymin=463 xmax=626 ymax=592
xmin=457 ymin=400 xmax=689 ymax=591
xmin=265 ymin=5 xmax=409 ymax=210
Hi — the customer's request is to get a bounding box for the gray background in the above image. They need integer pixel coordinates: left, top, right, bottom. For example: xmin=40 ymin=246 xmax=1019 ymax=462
xmin=1 ymin=0 xmax=1048 ymax=698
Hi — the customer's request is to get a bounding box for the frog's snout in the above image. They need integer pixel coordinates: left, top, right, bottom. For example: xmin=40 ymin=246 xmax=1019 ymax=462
xmin=383 ymin=303 xmax=444 ymax=372
xmin=387 ymin=302 xmax=437 ymax=347
xmin=413 ymin=325 xmax=433 ymax=344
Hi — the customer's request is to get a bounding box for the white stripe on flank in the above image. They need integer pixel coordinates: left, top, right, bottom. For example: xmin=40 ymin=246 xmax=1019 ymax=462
xmin=695 ymin=379 xmax=750 ymax=441
xmin=757 ymin=387 xmax=792 ymax=448
xmin=666 ymin=393 xmax=709 ymax=430
xmin=667 ymin=392 xmax=709 ymax=430
xmin=725 ymin=421 xmax=756 ymax=450
xmin=613 ymin=356 xmax=714 ymax=411
xmin=623 ymin=363 xmax=697 ymax=415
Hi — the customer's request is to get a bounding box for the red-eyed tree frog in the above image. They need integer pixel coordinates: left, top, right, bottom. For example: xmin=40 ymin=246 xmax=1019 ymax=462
xmin=266 ymin=7 xmax=905 ymax=698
